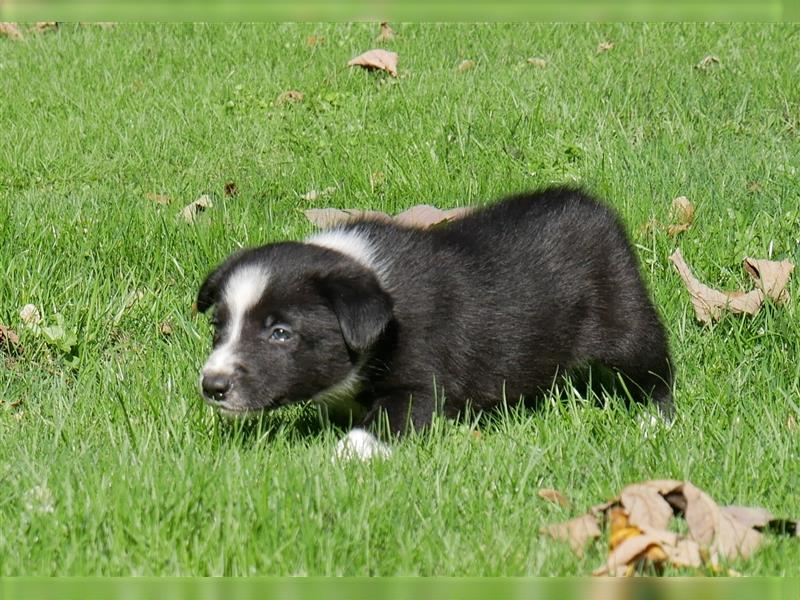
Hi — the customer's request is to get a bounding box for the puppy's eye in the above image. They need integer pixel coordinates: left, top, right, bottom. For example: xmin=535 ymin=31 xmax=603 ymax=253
xmin=269 ymin=326 xmax=292 ymax=342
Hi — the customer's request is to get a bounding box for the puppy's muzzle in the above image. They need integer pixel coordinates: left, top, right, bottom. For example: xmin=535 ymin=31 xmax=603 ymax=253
xmin=201 ymin=373 xmax=232 ymax=402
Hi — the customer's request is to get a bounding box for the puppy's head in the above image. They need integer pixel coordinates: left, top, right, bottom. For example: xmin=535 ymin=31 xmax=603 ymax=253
xmin=196 ymin=242 xmax=393 ymax=416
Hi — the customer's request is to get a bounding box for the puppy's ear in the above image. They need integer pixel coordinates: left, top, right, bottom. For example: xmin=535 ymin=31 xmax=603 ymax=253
xmin=316 ymin=269 xmax=393 ymax=352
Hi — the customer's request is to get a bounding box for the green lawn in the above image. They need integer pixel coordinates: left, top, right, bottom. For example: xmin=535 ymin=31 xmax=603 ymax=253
xmin=1 ymin=23 xmax=799 ymax=576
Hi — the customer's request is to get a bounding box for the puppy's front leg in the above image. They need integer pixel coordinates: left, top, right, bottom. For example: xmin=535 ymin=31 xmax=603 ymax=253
xmin=333 ymin=391 xmax=436 ymax=462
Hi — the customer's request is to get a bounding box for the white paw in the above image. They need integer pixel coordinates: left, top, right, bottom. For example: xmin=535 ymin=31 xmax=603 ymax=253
xmin=333 ymin=429 xmax=392 ymax=462
xmin=638 ymin=413 xmax=673 ymax=439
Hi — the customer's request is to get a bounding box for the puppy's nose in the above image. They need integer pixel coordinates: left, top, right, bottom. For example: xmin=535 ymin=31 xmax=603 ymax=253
xmin=202 ymin=373 xmax=232 ymax=401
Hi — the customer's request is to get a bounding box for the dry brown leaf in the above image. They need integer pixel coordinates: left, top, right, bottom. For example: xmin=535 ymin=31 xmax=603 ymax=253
xmin=743 ymin=257 xmax=794 ymax=303
xmin=594 ymin=532 xmax=667 ymax=576
xmin=276 ymin=90 xmax=304 ymax=105
xmin=224 ymin=181 xmax=238 ymax=197
xmin=300 ymin=186 xmax=337 ymax=202
xmin=667 ymin=223 xmax=691 ymax=237
xmin=179 ymin=195 xmax=213 ymax=223
xmin=394 ymin=205 xmax=463 ymax=228
xmin=620 ymin=483 xmax=675 ymax=531
xmin=538 ymin=488 xmax=571 ymax=508
xmin=669 ymin=249 xmax=765 ymax=323
xmin=347 ymin=49 xmax=398 ymax=77
xmin=33 ymin=21 xmax=58 ymax=33
xmin=747 ymin=181 xmax=761 ymax=193
xmin=639 ymin=480 xmax=684 ymax=495
xmin=19 ymin=304 xmax=42 ymax=326
xmin=0 ymin=22 xmax=24 ymax=40
xmin=663 ymin=538 xmax=703 ymax=568
xmin=788 ymin=415 xmax=797 ymax=432
xmin=527 ymin=57 xmax=548 ymax=68
xmin=307 ymin=34 xmax=325 ymax=47
xmin=304 ymin=205 xmax=471 ymax=229
xmin=540 ymin=513 xmax=601 ymax=556
xmin=696 ymin=55 xmax=720 ymax=70
xmin=146 ymin=193 xmax=171 ymax=205
xmin=303 ymin=208 xmax=392 ymax=229
xmin=681 ymin=482 xmax=763 ymax=560
xmin=457 ymin=59 xmax=476 ymax=72
xmin=376 ymin=22 xmax=395 ymax=42
xmin=0 ymin=325 xmax=22 ymax=355
xmin=597 ymin=41 xmax=614 ymax=54
xmin=721 ymin=506 xmax=775 ymax=529
xmin=159 ymin=322 xmax=173 ymax=336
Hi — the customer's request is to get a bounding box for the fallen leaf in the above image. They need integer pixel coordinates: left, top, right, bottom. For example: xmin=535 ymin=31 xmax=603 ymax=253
xmin=747 ymin=181 xmax=761 ymax=193
xmin=669 ymin=250 xmax=761 ymax=322
xmin=594 ymin=531 xmax=669 ymax=576
xmin=0 ymin=325 xmax=22 ymax=354
xmin=224 ymin=181 xmax=238 ymax=197
xmin=303 ymin=208 xmax=392 ymax=229
xmin=696 ymin=55 xmax=720 ymax=70
xmin=721 ymin=506 xmax=774 ymax=529
xmin=470 ymin=429 xmax=481 ymax=440
xmin=681 ymin=482 xmax=763 ymax=560
xmin=146 ymin=193 xmax=171 ymax=205
xmin=788 ymin=415 xmax=797 ymax=432
xmin=376 ymin=21 xmax=395 ymax=42
xmin=457 ymin=59 xmax=476 ymax=72
xmin=300 ymin=186 xmax=337 ymax=202
xmin=394 ymin=205 xmax=471 ymax=228
xmin=663 ymin=538 xmax=703 ymax=568
xmin=179 ymin=195 xmax=213 ymax=223
xmin=620 ymin=483 xmax=675 ymax=530
xmin=527 ymin=57 xmax=548 ymax=68
xmin=667 ymin=196 xmax=694 ymax=238
xmin=159 ymin=322 xmax=173 ymax=336
xmin=540 ymin=513 xmax=601 ymax=556
xmin=307 ymin=34 xmax=324 ymax=47
xmin=538 ymin=488 xmax=571 ymax=508
xmin=276 ymin=90 xmax=304 ymax=105
xmin=0 ymin=22 xmax=24 ymax=40
xmin=743 ymin=257 xmax=794 ymax=303
xmin=597 ymin=41 xmax=614 ymax=54
xmin=347 ymin=49 xmax=398 ymax=77
xmin=19 ymin=304 xmax=42 ymax=326
xmin=33 ymin=21 xmax=58 ymax=33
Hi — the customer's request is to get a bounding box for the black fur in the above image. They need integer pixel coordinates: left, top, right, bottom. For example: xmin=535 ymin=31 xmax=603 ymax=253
xmin=197 ymin=187 xmax=674 ymax=433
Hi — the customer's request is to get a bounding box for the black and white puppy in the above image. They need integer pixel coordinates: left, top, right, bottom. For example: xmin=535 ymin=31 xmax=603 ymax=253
xmin=196 ymin=187 xmax=673 ymax=459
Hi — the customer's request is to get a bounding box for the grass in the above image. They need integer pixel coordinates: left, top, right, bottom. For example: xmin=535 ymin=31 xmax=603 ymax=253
xmin=1 ymin=23 xmax=799 ymax=576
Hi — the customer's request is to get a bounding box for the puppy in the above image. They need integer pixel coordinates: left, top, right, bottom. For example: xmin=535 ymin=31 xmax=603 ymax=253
xmin=196 ymin=187 xmax=673 ymax=458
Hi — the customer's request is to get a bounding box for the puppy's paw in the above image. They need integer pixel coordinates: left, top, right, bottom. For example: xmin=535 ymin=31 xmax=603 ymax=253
xmin=638 ymin=411 xmax=674 ymax=440
xmin=333 ymin=428 xmax=392 ymax=462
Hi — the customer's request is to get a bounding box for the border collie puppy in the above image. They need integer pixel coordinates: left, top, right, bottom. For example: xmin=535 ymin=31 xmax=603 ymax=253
xmin=196 ymin=187 xmax=673 ymax=459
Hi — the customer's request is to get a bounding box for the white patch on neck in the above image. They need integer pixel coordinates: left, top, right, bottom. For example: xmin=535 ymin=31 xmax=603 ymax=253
xmin=202 ymin=265 xmax=270 ymax=377
xmin=309 ymin=356 xmax=368 ymax=422
xmin=306 ymin=229 xmax=383 ymax=278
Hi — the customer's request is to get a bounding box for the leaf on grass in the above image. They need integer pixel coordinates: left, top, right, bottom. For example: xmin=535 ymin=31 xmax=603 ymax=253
xmin=304 ymin=208 xmax=392 ymax=229
xmin=527 ymin=57 xmax=548 ymax=68
xmin=276 ymin=90 xmax=304 ymax=105
xmin=179 ymin=195 xmax=213 ymax=223
xmin=159 ymin=322 xmax=173 ymax=337
xmin=376 ymin=21 xmax=395 ymax=42
xmin=538 ymin=488 xmax=571 ymax=508
xmin=146 ymin=193 xmax=171 ymax=205
xmin=597 ymin=41 xmax=614 ymax=54
xmin=743 ymin=257 xmax=794 ymax=303
xmin=0 ymin=22 xmax=24 ymax=40
xmin=0 ymin=325 xmax=22 ymax=355
xmin=457 ymin=59 xmax=476 ymax=72
xmin=33 ymin=21 xmax=58 ymax=33
xmin=669 ymin=249 xmax=794 ymax=324
xmin=667 ymin=196 xmax=694 ymax=237
xmin=19 ymin=304 xmax=42 ymax=326
xmin=347 ymin=49 xmax=398 ymax=77
xmin=224 ymin=181 xmax=238 ymax=197
xmin=540 ymin=513 xmax=601 ymax=556
xmin=696 ymin=55 xmax=720 ymax=70
xmin=300 ymin=186 xmax=337 ymax=202
xmin=307 ymin=34 xmax=325 ymax=47
xmin=394 ymin=205 xmax=471 ymax=228
xmin=620 ymin=483 xmax=675 ymax=530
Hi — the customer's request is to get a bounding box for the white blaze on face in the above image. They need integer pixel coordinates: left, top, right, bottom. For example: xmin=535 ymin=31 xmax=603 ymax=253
xmin=202 ymin=265 xmax=270 ymax=378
